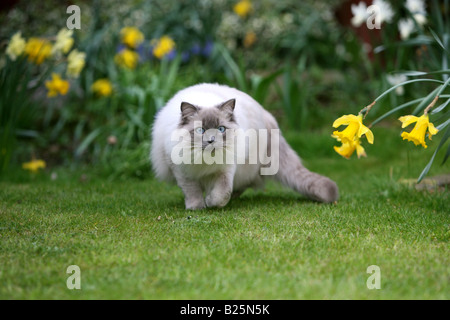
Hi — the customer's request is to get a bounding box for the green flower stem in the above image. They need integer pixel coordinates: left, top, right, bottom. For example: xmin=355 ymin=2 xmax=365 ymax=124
xmin=374 ymin=79 xmax=445 ymax=103
xmin=369 ymin=98 xmax=424 ymax=127
xmin=369 ymin=95 xmax=450 ymax=127
xmin=359 ymin=79 xmax=444 ymax=117
xmin=364 ymin=77 xmax=450 ymax=126
xmin=424 ymin=95 xmax=440 ymax=115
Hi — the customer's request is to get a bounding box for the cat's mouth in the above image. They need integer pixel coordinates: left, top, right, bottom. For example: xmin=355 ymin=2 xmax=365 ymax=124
xmin=191 ymin=141 xmax=225 ymax=153
xmin=202 ymin=143 xmax=219 ymax=151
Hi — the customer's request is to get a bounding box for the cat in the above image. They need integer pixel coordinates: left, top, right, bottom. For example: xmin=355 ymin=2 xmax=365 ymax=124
xmin=150 ymin=83 xmax=339 ymax=210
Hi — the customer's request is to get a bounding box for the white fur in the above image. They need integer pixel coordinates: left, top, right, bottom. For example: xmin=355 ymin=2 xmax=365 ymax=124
xmin=150 ymin=83 xmax=339 ymax=208
xmin=151 ymin=83 xmax=275 ymax=191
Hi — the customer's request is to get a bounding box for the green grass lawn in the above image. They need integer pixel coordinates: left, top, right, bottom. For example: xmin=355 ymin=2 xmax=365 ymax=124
xmin=0 ymin=129 xmax=448 ymax=299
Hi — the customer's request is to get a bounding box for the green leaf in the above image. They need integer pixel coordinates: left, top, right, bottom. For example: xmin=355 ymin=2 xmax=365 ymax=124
xmin=428 ymin=28 xmax=447 ymax=52
xmin=374 ymin=35 xmax=433 ymax=53
xmin=417 ymin=124 xmax=450 ymax=182
xmin=442 ymin=144 xmax=450 ymax=164
xmin=370 ymin=98 xmax=424 ymax=126
xmin=397 ymin=70 xmax=450 ymax=77
xmin=436 ymin=118 xmax=450 ymax=131
xmin=375 ymin=79 xmax=445 ymax=102
xmin=251 ymin=69 xmax=283 ymax=105
xmin=216 ymin=43 xmax=247 ymax=91
xmin=412 ymin=86 xmax=442 ymax=115
xmin=75 ymin=128 xmax=102 ymax=158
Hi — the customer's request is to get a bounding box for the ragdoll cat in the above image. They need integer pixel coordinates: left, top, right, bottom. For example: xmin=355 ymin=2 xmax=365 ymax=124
xmin=151 ymin=83 xmax=338 ymax=210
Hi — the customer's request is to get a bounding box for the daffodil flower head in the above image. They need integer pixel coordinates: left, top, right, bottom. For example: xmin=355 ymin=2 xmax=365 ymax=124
xmin=45 ymin=73 xmax=70 ymax=97
xmin=152 ymin=36 xmax=176 ymax=59
xmin=24 ymin=38 xmax=52 ymax=65
xmin=120 ymin=27 xmax=144 ymax=49
xmin=52 ymin=29 xmax=74 ymax=56
xmin=67 ymin=49 xmax=86 ymax=78
xmin=244 ymin=31 xmax=257 ymax=48
xmin=22 ymin=159 xmax=46 ymax=173
xmin=91 ymin=79 xmax=113 ymax=97
xmin=332 ymin=135 xmax=367 ymax=159
xmin=233 ymin=0 xmax=252 ymax=18
xmin=6 ymin=32 xmax=26 ymax=61
xmin=114 ymin=48 xmax=139 ymax=69
xmin=399 ymin=114 xmax=438 ymax=148
xmin=332 ymin=114 xmax=374 ymax=145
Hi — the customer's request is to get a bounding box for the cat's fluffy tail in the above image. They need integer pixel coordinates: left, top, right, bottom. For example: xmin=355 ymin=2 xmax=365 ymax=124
xmin=273 ymin=135 xmax=339 ymax=203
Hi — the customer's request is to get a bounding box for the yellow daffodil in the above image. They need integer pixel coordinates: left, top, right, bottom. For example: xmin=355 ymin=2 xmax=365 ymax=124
xmin=6 ymin=32 xmax=26 ymax=61
xmin=120 ymin=27 xmax=144 ymax=49
xmin=152 ymin=36 xmax=175 ymax=59
xmin=24 ymin=38 xmax=52 ymax=65
xmin=233 ymin=0 xmax=252 ymax=18
xmin=45 ymin=73 xmax=70 ymax=97
xmin=243 ymin=31 xmax=257 ymax=48
xmin=399 ymin=114 xmax=438 ymax=148
xmin=114 ymin=48 xmax=139 ymax=69
xmin=333 ymin=138 xmax=367 ymax=159
xmin=91 ymin=79 xmax=113 ymax=97
xmin=67 ymin=49 xmax=86 ymax=78
xmin=52 ymin=29 xmax=74 ymax=56
xmin=22 ymin=159 xmax=46 ymax=173
xmin=332 ymin=114 xmax=374 ymax=145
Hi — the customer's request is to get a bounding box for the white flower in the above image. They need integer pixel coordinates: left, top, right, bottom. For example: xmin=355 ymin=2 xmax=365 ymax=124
xmin=67 ymin=49 xmax=86 ymax=78
xmin=6 ymin=32 xmax=26 ymax=61
xmin=373 ymin=0 xmax=394 ymax=24
xmin=413 ymin=13 xmax=427 ymax=26
xmin=398 ymin=19 xmax=415 ymax=40
xmin=351 ymin=2 xmax=368 ymax=27
xmin=405 ymin=0 xmax=426 ymax=14
xmin=405 ymin=0 xmax=427 ymax=26
xmin=387 ymin=74 xmax=408 ymax=96
xmin=52 ymin=29 xmax=74 ymax=56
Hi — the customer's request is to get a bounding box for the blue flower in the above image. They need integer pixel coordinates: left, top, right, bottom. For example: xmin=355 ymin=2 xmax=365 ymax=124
xmin=116 ymin=44 xmax=127 ymax=53
xmin=190 ymin=43 xmax=201 ymax=55
xmin=165 ymin=49 xmax=177 ymax=61
xmin=181 ymin=51 xmax=190 ymax=62
xmin=202 ymin=40 xmax=214 ymax=57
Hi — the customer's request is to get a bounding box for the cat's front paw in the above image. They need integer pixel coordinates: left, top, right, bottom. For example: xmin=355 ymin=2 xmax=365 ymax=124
xmin=205 ymin=192 xmax=231 ymax=208
xmin=185 ymin=199 xmax=206 ymax=210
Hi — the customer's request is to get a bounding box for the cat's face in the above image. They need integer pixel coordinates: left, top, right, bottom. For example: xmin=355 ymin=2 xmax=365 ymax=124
xmin=179 ymin=99 xmax=238 ymax=151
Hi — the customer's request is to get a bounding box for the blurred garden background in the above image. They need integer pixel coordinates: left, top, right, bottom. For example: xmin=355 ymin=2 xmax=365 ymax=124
xmin=0 ymin=0 xmax=449 ymax=299
xmin=0 ymin=0 xmax=448 ymax=179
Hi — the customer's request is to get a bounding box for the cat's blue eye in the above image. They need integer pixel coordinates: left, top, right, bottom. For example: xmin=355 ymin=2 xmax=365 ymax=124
xmin=195 ymin=127 xmax=205 ymax=134
xmin=218 ymin=126 xmax=226 ymax=133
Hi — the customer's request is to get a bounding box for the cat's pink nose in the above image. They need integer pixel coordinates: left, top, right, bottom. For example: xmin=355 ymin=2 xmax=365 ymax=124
xmin=208 ymin=136 xmax=215 ymax=143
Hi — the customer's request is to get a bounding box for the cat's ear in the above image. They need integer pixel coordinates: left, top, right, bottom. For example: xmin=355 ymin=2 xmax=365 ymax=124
xmin=180 ymin=102 xmax=199 ymax=121
xmin=218 ymin=99 xmax=235 ymax=119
